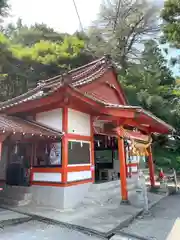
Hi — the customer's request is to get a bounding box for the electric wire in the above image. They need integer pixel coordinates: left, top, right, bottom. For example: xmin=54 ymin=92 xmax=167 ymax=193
xmin=72 ymin=0 xmax=98 ymax=59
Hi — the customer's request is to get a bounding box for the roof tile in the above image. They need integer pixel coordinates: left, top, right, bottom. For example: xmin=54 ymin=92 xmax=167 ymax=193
xmin=0 ymin=115 xmax=62 ymax=137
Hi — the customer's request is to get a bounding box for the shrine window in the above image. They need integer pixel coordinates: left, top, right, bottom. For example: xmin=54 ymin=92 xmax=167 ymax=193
xmin=34 ymin=141 xmax=62 ymax=167
xmin=68 ymin=141 xmax=90 ymax=165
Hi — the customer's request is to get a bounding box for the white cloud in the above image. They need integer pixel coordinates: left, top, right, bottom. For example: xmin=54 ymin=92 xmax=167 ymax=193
xmin=5 ymin=0 xmax=101 ymax=33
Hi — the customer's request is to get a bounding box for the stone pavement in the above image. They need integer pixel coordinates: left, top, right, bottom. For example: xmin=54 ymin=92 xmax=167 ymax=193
xmin=114 ymin=194 xmax=180 ymax=240
xmin=0 ymin=180 xmax=165 ymax=238
xmin=0 ymin=208 xmax=31 ymax=226
xmin=0 ymin=220 xmax=105 ymax=240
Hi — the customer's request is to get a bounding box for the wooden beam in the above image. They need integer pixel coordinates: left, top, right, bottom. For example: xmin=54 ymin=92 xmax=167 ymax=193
xmin=123 ymin=119 xmax=150 ymax=133
xmin=101 ymin=108 xmax=136 ymax=118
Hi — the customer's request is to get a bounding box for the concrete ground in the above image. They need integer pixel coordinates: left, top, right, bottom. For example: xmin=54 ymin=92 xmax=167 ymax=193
xmin=0 ymin=180 xmax=165 ymax=238
xmin=0 ymin=208 xmax=31 ymax=226
xmin=113 ymin=193 xmax=180 ymax=240
xmin=1 ymin=193 xmax=180 ymax=239
xmin=0 ymin=219 xmax=104 ymax=240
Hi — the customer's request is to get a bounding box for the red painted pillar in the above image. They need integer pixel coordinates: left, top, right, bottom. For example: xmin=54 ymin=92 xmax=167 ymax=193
xmin=90 ymin=116 xmax=95 ymax=183
xmin=148 ymin=146 xmax=155 ymax=187
xmin=62 ymin=107 xmax=68 ymax=183
xmin=118 ymin=136 xmax=128 ymax=203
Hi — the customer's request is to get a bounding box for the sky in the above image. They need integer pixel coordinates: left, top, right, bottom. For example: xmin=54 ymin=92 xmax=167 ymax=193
xmin=6 ymin=0 xmax=101 ymax=33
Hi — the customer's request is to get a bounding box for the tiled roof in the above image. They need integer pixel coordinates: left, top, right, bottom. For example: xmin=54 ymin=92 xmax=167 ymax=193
xmin=103 ymin=102 xmax=175 ymax=132
xmin=68 ymin=90 xmax=175 ymax=132
xmin=0 ymin=115 xmax=62 ymax=137
xmin=0 ymin=56 xmax=110 ymax=111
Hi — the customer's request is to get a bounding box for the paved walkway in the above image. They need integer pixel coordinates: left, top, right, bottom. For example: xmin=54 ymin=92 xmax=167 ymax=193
xmin=0 ymin=219 xmax=105 ymax=240
xmin=0 ymin=180 xmax=165 ymax=238
xmin=114 ymin=194 xmax=180 ymax=240
xmin=0 ymin=208 xmax=31 ymax=226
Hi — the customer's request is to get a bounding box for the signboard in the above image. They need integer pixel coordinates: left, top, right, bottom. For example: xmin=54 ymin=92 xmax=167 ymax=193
xmin=49 ymin=142 xmax=61 ymax=165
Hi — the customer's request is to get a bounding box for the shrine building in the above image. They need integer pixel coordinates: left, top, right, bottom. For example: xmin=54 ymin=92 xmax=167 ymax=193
xmin=0 ymin=56 xmax=174 ymax=209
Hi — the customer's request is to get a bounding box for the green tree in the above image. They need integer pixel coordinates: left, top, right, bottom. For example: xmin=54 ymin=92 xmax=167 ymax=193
xmin=0 ymin=32 xmax=94 ymax=101
xmin=161 ymin=0 xmax=180 ymax=48
xmin=0 ymin=0 xmax=8 ymax=18
xmin=121 ymin=40 xmax=175 ymax=123
xmin=88 ymin=0 xmax=160 ymax=71
xmin=5 ymin=19 xmax=66 ymax=46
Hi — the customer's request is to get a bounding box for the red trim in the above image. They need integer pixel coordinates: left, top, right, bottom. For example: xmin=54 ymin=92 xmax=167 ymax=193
xmin=112 ymin=69 xmax=128 ymax=105
xmin=101 ymin=108 xmax=136 ymax=118
xmin=31 ymin=179 xmax=92 ymax=187
xmin=66 ymin=179 xmax=92 ymax=186
xmin=66 ymin=87 xmax=102 ymax=110
xmin=136 ymin=112 xmax=170 ymax=134
xmin=31 ymin=167 xmax=63 ymax=173
xmin=67 ymin=165 xmax=91 ymax=172
xmin=126 ymin=163 xmax=138 ymax=167
xmin=123 ymin=119 xmax=150 ymax=134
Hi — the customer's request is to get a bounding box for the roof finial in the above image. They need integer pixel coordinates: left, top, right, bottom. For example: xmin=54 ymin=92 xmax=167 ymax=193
xmin=104 ymin=54 xmax=112 ymax=65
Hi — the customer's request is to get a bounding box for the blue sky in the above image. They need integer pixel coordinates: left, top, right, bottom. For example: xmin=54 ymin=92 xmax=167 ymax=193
xmin=5 ymin=0 xmax=180 ymax=76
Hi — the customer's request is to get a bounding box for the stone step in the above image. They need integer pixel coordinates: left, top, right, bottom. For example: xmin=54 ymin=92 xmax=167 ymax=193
xmin=80 ymin=180 xmax=138 ymax=206
xmin=90 ymin=179 xmax=137 ymax=192
xmin=0 ymin=190 xmax=32 ymax=201
xmin=0 ymin=196 xmax=31 ymax=207
xmin=2 ymin=185 xmax=31 ymax=194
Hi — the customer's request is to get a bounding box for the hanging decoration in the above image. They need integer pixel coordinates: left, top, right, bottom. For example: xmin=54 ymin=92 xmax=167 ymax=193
xmin=118 ymin=126 xmax=152 ymax=157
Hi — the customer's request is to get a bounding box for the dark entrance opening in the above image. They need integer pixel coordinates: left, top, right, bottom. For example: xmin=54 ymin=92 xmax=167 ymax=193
xmin=94 ymin=135 xmax=120 ymax=182
xmin=6 ymin=143 xmax=32 ymax=186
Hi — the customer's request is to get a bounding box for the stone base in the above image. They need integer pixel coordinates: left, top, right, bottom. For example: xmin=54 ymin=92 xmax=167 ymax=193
xmin=0 ymin=182 xmax=92 ymax=209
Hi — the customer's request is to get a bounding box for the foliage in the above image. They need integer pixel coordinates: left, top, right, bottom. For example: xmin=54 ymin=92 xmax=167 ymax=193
xmin=88 ymin=0 xmax=160 ymax=70
xmin=4 ymin=19 xmax=66 ymax=46
xmin=0 ymin=22 xmax=93 ymax=100
xmin=161 ymin=0 xmax=180 ymax=48
xmin=153 ymin=147 xmax=180 ymax=172
xmin=119 ymin=40 xmax=176 ymax=125
xmin=0 ymin=0 xmax=8 ymax=18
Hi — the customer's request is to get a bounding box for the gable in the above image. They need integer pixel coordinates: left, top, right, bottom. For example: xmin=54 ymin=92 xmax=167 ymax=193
xmin=77 ymin=69 xmax=127 ymax=105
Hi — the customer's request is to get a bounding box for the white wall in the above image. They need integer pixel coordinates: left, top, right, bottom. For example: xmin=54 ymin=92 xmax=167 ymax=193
xmin=33 ymin=172 xmax=62 ymax=182
xmin=67 ymin=170 xmax=92 ymax=182
xmin=36 ymin=108 xmax=62 ymax=131
xmin=68 ymin=108 xmax=91 ymax=136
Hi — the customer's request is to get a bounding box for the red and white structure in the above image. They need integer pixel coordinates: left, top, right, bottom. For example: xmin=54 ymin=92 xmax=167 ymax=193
xmin=0 ymin=56 xmax=174 ymax=208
